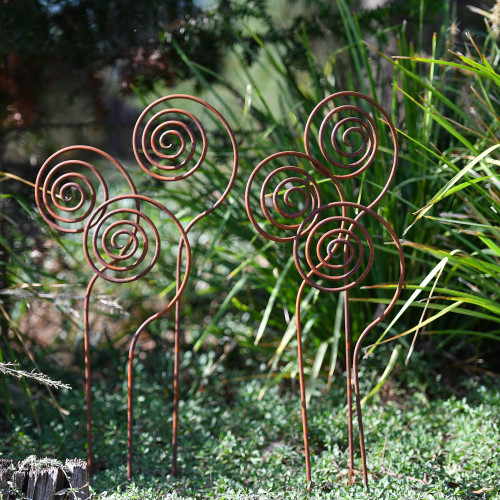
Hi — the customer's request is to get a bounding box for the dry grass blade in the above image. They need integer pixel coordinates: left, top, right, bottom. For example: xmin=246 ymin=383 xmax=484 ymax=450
xmin=0 ymin=362 xmax=71 ymax=390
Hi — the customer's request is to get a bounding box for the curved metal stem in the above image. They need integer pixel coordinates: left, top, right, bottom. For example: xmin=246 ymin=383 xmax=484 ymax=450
xmin=353 ymin=362 xmax=368 ymax=487
xmin=172 ymin=298 xmax=180 ymax=477
xmin=127 ymin=316 xmax=156 ymax=480
xmin=352 ymin=236 xmax=405 ymax=488
xmin=83 ymin=275 xmax=98 ymax=475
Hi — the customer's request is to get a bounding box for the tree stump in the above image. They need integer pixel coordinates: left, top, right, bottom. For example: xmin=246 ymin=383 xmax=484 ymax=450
xmin=0 ymin=456 xmax=89 ymax=500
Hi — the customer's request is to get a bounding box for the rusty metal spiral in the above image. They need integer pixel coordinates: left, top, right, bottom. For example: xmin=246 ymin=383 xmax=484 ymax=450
xmin=133 ymin=106 xmax=206 ymax=181
xmin=132 ymin=94 xmax=238 ymax=479
xmin=293 ymin=202 xmax=401 ymax=293
xmin=35 ymin=146 xmax=137 ymax=233
xmin=245 ymin=151 xmax=344 ymax=242
xmin=132 ymin=94 xmax=238 ymax=201
xmin=304 ymin=91 xmax=398 ymax=209
xmin=83 ymin=194 xmax=191 ymax=289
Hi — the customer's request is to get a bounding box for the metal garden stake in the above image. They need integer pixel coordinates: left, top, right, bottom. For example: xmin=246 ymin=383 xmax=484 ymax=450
xmin=35 ymin=95 xmax=238 ymax=480
xmin=245 ymin=91 xmax=405 ymax=487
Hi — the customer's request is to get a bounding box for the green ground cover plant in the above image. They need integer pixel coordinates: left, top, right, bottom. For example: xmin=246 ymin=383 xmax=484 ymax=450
xmin=3 ymin=349 xmax=499 ymax=499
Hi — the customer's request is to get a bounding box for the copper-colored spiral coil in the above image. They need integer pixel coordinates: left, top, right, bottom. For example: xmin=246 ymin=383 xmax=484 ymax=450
xmin=245 ymin=151 xmax=345 ymax=242
xmin=35 ymin=145 xmax=138 ymax=233
xmin=293 ymin=202 xmax=402 ymax=293
xmin=82 ymin=194 xmax=191 ymax=287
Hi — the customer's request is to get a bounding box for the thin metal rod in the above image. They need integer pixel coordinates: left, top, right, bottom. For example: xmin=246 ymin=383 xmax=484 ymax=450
xmin=127 ymin=328 xmax=141 ymax=481
xmin=344 ymin=286 xmax=354 ymax=474
xmin=79 ymin=195 xmax=193 ymax=480
xmin=126 ymin=315 xmax=162 ymax=480
xmin=35 ymin=145 xmax=138 ymax=476
xmin=353 ymin=368 xmax=368 ymax=486
xmin=172 ymin=242 xmax=183 ymax=478
xmin=83 ymin=276 xmax=98 ymax=475
xmin=131 ymin=95 xmax=238 ymax=478
xmin=296 ymin=281 xmax=311 ymax=485
xmin=172 ymin=299 xmax=180 ymax=477
xmin=352 ymin=229 xmax=405 ymax=488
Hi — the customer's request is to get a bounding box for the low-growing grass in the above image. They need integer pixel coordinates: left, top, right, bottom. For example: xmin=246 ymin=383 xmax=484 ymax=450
xmin=3 ymin=348 xmax=498 ymax=499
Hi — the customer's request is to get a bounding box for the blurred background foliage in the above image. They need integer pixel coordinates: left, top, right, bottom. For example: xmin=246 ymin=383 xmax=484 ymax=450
xmin=0 ymin=0 xmax=499 ymax=442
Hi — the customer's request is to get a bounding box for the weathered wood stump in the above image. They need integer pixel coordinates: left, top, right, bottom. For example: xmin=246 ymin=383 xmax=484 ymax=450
xmin=0 ymin=456 xmax=89 ymax=500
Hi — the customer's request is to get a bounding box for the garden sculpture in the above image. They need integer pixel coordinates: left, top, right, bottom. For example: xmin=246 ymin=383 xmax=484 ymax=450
xmin=35 ymin=95 xmax=238 ymax=480
xmin=245 ymin=91 xmax=405 ymax=487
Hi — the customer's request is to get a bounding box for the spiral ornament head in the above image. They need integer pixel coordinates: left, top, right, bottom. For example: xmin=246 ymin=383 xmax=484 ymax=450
xmin=293 ymin=201 xmax=402 ymax=292
xmin=245 ymin=151 xmax=344 ymax=243
xmin=304 ymin=91 xmax=398 ymax=207
xmin=133 ymin=106 xmax=207 ymax=182
xmin=133 ymin=94 xmax=238 ymax=184
xmin=35 ymin=146 xmax=137 ymax=233
xmin=83 ymin=195 xmax=191 ymax=301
